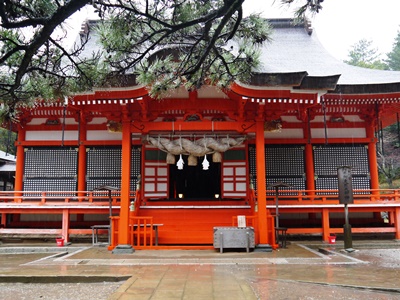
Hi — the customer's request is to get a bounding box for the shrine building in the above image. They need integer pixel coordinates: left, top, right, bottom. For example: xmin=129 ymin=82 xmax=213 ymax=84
xmin=1 ymin=18 xmax=400 ymax=251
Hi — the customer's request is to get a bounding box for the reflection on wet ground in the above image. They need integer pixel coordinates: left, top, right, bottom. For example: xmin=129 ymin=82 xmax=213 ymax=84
xmin=0 ymin=240 xmax=399 ymax=299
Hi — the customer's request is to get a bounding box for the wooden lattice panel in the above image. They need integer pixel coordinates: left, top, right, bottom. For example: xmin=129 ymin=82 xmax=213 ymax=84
xmin=24 ymin=147 xmax=77 ymax=178
xmin=24 ymin=147 xmax=78 ymax=195
xmin=313 ymin=145 xmax=369 ymax=176
xmin=86 ymin=146 xmax=141 ymax=191
xmin=143 ymin=162 xmax=168 ymax=198
xmin=248 ymin=145 xmax=305 ymax=191
xmin=313 ymin=144 xmax=370 ymax=192
xmin=222 ymin=161 xmax=247 ymax=198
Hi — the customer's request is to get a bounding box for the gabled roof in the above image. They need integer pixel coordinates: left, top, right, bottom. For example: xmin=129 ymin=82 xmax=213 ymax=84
xmin=0 ymin=150 xmax=15 ymax=163
xmin=254 ymin=19 xmax=400 ymax=93
xmin=0 ymin=150 xmax=16 ymax=173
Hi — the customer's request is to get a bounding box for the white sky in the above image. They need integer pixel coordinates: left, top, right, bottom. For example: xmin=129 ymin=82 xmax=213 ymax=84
xmin=67 ymin=0 xmax=400 ymax=61
xmin=243 ymin=0 xmax=400 ymax=61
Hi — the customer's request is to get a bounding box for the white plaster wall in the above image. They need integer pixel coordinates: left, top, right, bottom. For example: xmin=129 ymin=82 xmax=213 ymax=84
xmin=87 ymin=130 xmax=122 ymax=141
xmin=26 ymin=131 xmax=78 ymax=141
xmin=311 ymin=128 xmax=366 ymax=139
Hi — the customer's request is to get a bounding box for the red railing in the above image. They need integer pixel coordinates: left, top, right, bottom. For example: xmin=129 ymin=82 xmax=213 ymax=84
xmin=0 ymin=190 xmax=136 ymax=204
xmin=1 ymin=188 xmax=399 ymax=204
xmin=109 ymin=216 xmax=155 ymax=250
xmin=265 ymin=188 xmax=400 ymax=204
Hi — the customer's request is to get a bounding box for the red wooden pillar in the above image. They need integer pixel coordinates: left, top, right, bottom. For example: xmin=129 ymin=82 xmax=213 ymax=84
xmin=113 ymin=112 xmax=134 ymax=253
xmin=11 ymin=124 xmax=25 ymax=225
xmin=62 ymin=209 xmax=70 ymax=242
xmin=77 ymin=111 xmax=87 ymax=195
xmin=76 ymin=112 xmax=87 ymax=223
xmin=304 ymin=114 xmax=317 ymax=222
xmin=394 ymin=207 xmax=400 ymax=240
xmin=366 ymin=124 xmax=380 ymax=191
xmin=305 ymin=143 xmax=317 ymax=222
xmin=305 ymin=144 xmax=315 ymax=192
xmin=255 ymin=119 xmax=269 ymax=245
xmin=14 ymin=125 xmax=25 ymax=198
xmin=322 ymin=208 xmax=330 ymax=242
xmin=1 ymin=213 xmax=6 ymax=227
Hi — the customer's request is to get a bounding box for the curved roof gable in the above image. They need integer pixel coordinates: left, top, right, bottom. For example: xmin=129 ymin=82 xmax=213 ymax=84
xmin=257 ymin=19 xmax=400 ymax=89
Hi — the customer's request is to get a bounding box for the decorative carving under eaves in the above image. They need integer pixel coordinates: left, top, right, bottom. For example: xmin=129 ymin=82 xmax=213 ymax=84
xmin=264 ymin=120 xmax=282 ymax=132
xmin=107 ymin=121 xmax=122 ymax=132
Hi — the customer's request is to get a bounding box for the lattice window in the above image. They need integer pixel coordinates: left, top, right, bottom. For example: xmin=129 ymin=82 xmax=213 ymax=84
xmin=25 ymin=147 xmax=77 ymax=178
xmin=24 ymin=179 xmax=77 ymax=194
xmin=87 ymin=147 xmax=122 ymax=178
xmin=222 ymin=162 xmax=247 ymax=198
xmin=248 ymin=146 xmax=256 ymax=182
xmin=313 ymin=145 xmax=369 ymax=176
xmin=248 ymin=145 xmax=306 ymax=193
xmin=313 ymin=144 xmax=370 ymax=192
xmin=23 ymin=147 xmax=78 ymax=196
xmin=86 ymin=146 xmax=141 ymax=191
xmin=143 ymin=162 xmax=168 ymax=198
xmin=266 ymin=146 xmax=305 ymax=177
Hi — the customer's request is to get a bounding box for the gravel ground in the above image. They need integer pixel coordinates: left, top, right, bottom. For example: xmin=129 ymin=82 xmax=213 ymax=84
xmin=0 ymin=282 xmax=122 ymax=300
xmin=251 ymin=279 xmax=400 ymax=300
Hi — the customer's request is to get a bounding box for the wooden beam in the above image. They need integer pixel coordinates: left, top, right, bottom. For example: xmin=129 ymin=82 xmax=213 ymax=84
xmin=131 ymin=120 xmax=256 ymax=134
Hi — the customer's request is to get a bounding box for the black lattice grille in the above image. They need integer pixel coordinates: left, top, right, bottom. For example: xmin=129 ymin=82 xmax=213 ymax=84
xmin=248 ymin=146 xmax=256 ymax=178
xmin=131 ymin=147 xmax=141 ymax=177
xmin=313 ymin=144 xmax=370 ymax=192
xmin=266 ymin=177 xmax=306 ymax=195
xmin=314 ymin=145 xmax=369 ymax=175
xmin=86 ymin=146 xmax=141 ymax=191
xmin=25 ymin=147 xmax=77 ymax=178
xmin=23 ymin=147 xmax=78 ymax=195
xmin=266 ymin=146 xmax=305 ymax=176
xmin=86 ymin=179 xmax=122 ymax=191
xmin=23 ymin=179 xmax=77 ymax=196
xmin=315 ymin=176 xmax=370 ymax=190
xmin=87 ymin=147 xmax=122 ymax=177
xmin=248 ymin=145 xmax=306 ymax=191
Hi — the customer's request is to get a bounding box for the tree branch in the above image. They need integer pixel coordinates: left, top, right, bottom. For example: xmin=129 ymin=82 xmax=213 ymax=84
xmin=182 ymin=0 xmax=244 ymax=76
xmin=10 ymin=0 xmax=91 ymax=99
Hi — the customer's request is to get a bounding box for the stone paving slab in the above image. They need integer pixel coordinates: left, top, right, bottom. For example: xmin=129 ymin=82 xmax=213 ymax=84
xmin=1 ymin=240 xmax=400 ymax=299
xmin=16 ymin=243 xmax=366 ymax=267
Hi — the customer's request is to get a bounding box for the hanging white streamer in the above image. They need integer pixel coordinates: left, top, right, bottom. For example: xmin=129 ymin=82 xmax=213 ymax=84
xmin=177 ymin=154 xmax=184 ymax=170
xmin=202 ymin=155 xmax=209 ymax=170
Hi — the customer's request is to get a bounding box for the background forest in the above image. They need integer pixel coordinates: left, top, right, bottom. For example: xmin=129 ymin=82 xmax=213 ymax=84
xmin=345 ymin=30 xmax=400 ymax=188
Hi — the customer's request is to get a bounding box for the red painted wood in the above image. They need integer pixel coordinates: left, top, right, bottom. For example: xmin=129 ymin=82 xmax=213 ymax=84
xmin=139 ymin=207 xmax=252 ymax=244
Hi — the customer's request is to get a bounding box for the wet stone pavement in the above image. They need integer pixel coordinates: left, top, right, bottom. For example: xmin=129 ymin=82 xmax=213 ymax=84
xmin=0 ymin=240 xmax=399 ymax=299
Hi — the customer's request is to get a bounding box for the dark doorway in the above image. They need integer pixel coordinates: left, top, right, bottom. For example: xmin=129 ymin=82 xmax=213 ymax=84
xmin=169 ymin=154 xmax=221 ymax=199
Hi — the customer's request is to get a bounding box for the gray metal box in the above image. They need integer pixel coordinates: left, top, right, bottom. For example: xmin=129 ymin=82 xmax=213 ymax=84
xmin=213 ymin=227 xmax=255 ymax=253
